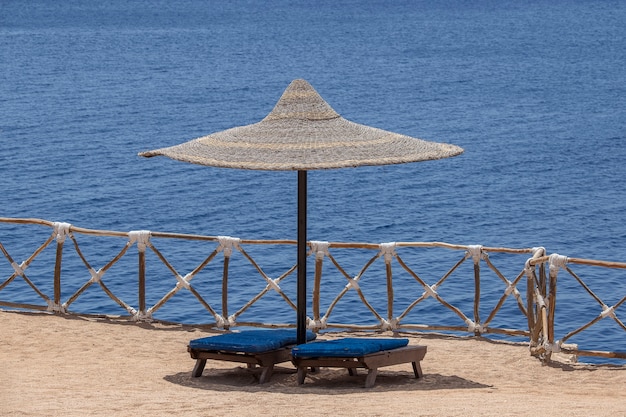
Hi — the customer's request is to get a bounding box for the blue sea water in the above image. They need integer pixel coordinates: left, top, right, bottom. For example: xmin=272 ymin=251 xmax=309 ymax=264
xmin=1 ymin=0 xmax=625 ymax=361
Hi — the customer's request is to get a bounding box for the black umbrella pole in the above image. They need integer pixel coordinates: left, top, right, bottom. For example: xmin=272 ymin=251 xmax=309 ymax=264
xmin=297 ymin=170 xmax=307 ymax=345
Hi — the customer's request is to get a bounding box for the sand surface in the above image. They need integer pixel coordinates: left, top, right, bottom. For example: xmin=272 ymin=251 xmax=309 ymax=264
xmin=1 ymin=311 xmax=624 ymax=416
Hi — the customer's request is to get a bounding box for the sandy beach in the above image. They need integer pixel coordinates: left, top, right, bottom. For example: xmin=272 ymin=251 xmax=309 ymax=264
xmin=1 ymin=311 xmax=624 ymax=417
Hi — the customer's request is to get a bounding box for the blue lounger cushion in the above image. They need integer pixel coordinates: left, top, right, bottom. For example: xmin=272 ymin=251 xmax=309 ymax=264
xmin=291 ymin=338 xmax=409 ymax=358
xmin=189 ymin=329 xmax=317 ymax=354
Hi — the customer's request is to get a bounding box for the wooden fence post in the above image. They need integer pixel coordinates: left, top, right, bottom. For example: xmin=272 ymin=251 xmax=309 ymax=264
xmin=310 ymin=241 xmax=330 ymax=330
xmin=468 ymin=245 xmax=482 ymax=335
xmin=380 ymin=243 xmax=396 ymax=328
xmin=130 ymin=230 xmax=150 ymax=320
xmin=138 ymin=249 xmax=146 ymax=315
xmin=52 ymin=222 xmax=72 ymax=313
xmin=526 ymin=264 xmax=537 ymax=347
xmin=313 ymin=252 xmax=323 ymax=325
xmin=545 ymin=254 xmax=567 ymax=362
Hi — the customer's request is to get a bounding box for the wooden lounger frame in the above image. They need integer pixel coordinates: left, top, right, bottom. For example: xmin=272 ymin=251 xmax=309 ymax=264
xmin=292 ymin=345 xmax=427 ymax=388
xmin=188 ymin=346 xmax=292 ymax=384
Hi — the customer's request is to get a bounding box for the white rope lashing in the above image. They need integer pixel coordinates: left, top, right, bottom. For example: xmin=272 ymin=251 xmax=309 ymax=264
xmin=215 ymin=314 xmax=235 ymax=329
xmin=524 ymin=259 xmax=534 ymax=277
xmin=267 ymin=278 xmax=281 ymax=293
xmin=601 ymin=304 xmax=616 ymax=320
xmin=544 ymin=340 xmax=562 ymax=353
xmin=218 ymin=236 xmax=241 ymax=257
xmin=505 ymin=282 xmax=521 ymax=297
xmin=345 ymin=276 xmax=361 ymax=291
xmin=89 ymin=268 xmax=104 ymax=284
xmin=46 ymin=299 xmax=65 ymax=313
xmin=380 ymin=317 xmax=399 ymax=331
xmin=465 ymin=318 xmax=484 ymax=333
xmin=523 ymin=248 xmax=545 ymax=278
xmin=534 ymin=288 xmax=546 ymax=308
xmin=467 ymin=245 xmax=483 ymax=263
xmin=549 ymin=253 xmax=568 ymax=274
xmin=53 ymin=222 xmax=71 ymax=243
xmin=422 ymin=284 xmax=438 ymax=299
xmin=310 ymin=241 xmax=330 ymax=260
xmin=379 ymin=242 xmax=397 ymax=264
xmin=532 ymin=247 xmax=546 ymax=257
xmin=10 ymin=261 xmax=26 ymax=277
xmin=128 ymin=230 xmax=151 ymax=252
xmin=175 ymin=273 xmax=192 ymax=290
xmin=133 ymin=310 xmax=152 ymax=321
xmin=309 ymin=317 xmax=327 ymax=330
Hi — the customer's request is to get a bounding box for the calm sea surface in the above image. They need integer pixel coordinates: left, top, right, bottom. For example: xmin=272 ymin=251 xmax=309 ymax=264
xmin=1 ymin=0 xmax=625 ymax=361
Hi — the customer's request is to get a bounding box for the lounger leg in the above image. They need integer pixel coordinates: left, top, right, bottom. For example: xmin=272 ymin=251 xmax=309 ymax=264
xmin=412 ymin=361 xmax=423 ymax=379
xmin=348 ymin=368 xmax=357 ymax=376
xmin=191 ymin=359 xmax=207 ymax=377
xmin=364 ymin=368 xmax=378 ymax=388
xmin=259 ymin=364 xmax=274 ymax=384
xmin=297 ymin=367 xmax=307 ymax=385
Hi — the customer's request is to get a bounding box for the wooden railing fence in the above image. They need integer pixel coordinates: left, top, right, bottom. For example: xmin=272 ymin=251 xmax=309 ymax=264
xmin=1 ymin=217 xmax=624 ymax=363
xmin=526 ymin=254 xmax=626 ymax=362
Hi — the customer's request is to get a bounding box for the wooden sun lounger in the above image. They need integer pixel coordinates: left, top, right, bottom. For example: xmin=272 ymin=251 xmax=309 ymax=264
xmin=187 ymin=329 xmax=316 ymax=384
xmin=188 ymin=346 xmax=292 ymax=384
xmin=291 ymin=338 xmax=427 ymax=388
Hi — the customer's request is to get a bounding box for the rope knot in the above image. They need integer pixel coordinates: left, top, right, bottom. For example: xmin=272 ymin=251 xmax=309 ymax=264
xmin=601 ymin=305 xmax=616 ymax=320
xmin=379 ymin=242 xmax=397 ymax=264
xmin=308 ymin=317 xmax=326 ymax=330
xmin=544 ymin=340 xmax=562 ymax=353
xmin=345 ymin=276 xmax=360 ymax=291
xmin=380 ymin=318 xmax=399 ymax=331
xmin=534 ymin=288 xmax=546 ymax=308
xmin=89 ymin=268 xmax=103 ymax=284
xmin=215 ymin=314 xmax=236 ymax=329
xmin=310 ymin=241 xmax=330 ymax=260
xmin=129 ymin=230 xmax=151 ymax=252
xmin=46 ymin=299 xmax=66 ymax=313
xmin=268 ymin=278 xmax=281 ymax=293
xmin=132 ymin=310 xmax=153 ymax=322
xmin=10 ymin=261 xmax=26 ymax=277
xmin=53 ymin=222 xmax=72 ymax=243
xmin=524 ymin=258 xmax=534 ymax=276
xmin=467 ymin=245 xmax=483 ymax=263
xmin=549 ymin=253 xmax=568 ymax=274
xmin=465 ymin=319 xmax=484 ymax=334
xmin=504 ymin=282 xmax=520 ymax=297
xmin=175 ymin=273 xmax=192 ymax=290
xmin=218 ymin=236 xmax=241 ymax=258
xmin=422 ymin=284 xmax=438 ymax=299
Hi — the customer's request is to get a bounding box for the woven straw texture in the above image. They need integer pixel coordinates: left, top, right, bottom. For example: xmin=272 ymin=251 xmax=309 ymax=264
xmin=139 ymin=79 xmax=463 ymax=171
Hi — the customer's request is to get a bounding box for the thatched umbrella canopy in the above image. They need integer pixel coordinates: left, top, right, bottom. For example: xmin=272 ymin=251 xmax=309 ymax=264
xmin=140 ymin=79 xmax=463 ymax=343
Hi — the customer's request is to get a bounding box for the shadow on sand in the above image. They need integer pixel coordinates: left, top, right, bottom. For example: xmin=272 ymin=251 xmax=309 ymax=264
xmin=164 ymin=366 xmax=492 ymax=394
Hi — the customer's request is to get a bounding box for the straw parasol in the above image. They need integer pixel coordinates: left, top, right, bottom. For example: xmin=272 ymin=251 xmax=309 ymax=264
xmin=139 ymin=79 xmax=463 ymax=343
